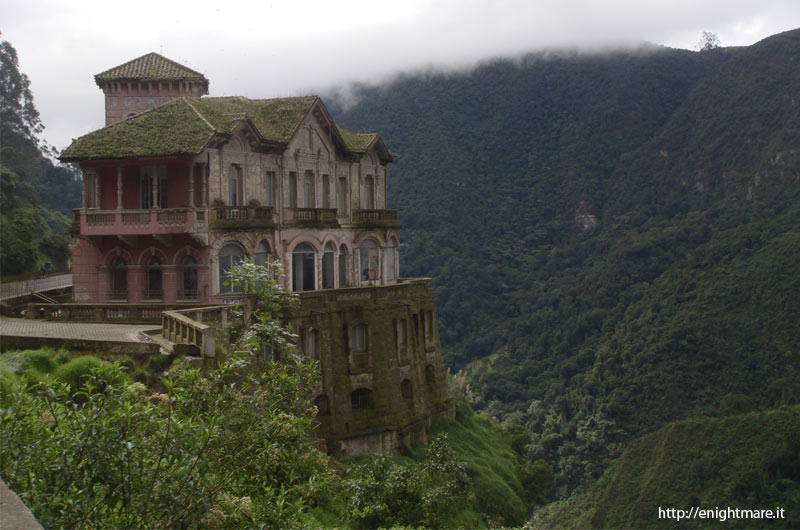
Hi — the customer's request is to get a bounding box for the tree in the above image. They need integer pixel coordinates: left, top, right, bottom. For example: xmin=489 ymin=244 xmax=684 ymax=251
xmin=0 ymin=33 xmax=43 ymax=146
xmin=0 ymin=260 xmax=331 ymax=528
xmin=697 ymin=31 xmax=721 ymax=51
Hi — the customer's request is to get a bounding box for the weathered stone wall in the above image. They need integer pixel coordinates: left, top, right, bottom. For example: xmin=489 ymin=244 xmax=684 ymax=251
xmin=287 ymin=279 xmax=453 ymax=456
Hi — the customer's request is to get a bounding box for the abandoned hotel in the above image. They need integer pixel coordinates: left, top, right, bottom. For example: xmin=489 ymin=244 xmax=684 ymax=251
xmin=54 ymin=52 xmax=453 ymax=455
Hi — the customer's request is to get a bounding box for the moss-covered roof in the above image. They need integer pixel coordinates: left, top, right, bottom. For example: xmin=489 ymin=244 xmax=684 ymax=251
xmin=336 ymin=127 xmax=377 ymax=152
xmin=61 ymin=96 xmax=396 ymax=162
xmin=95 ymin=53 xmax=208 ymax=86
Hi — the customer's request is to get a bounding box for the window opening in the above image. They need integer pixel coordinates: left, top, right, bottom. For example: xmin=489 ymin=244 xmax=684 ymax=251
xmin=181 ymin=255 xmax=198 ymax=299
xmin=110 ymin=257 xmax=127 ymax=300
xmin=145 ymin=256 xmax=162 ymax=299
xmin=350 ymin=388 xmax=373 ymax=409
xmin=322 ymin=243 xmax=335 ymax=289
xmin=360 ymin=238 xmax=380 ymax=281
xmin=351 ymin=323 xmax=367 ymax=352
xmin=218 ymin=243 xmax=245 ymax=293
xmin=289 ymin=172 xmax=298 ymax=208
xmin=292 ymin=243 xmax=316 ymax=292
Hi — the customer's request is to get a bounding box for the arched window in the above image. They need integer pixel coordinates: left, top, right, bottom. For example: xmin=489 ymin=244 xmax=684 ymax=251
xmin=292 ymin=243 xmax=315 ymax=292
xmin=228 ymin=164 xmax=241 ymax=206
xmin=303 ymin=170 xmax=315 ymax=208
xmin=360 ymin=238 xmax=380 ymax=282
xmin=110 ymin=257 xmax=127 ymax=300
xmin=338 ymin=245 xmax=348 ymax=287
xmin=401 ymin=379 xmax=413 ymax=401
xmin=255 ymin=241 xmax=269 ymax=268
xmin=385 ymin=237 xmax=397 ymax=280
xmin=425 ymin=364 xmax=436 ymax=385
xmin=181 ymin=255 xmax=198 ymax=300
xmin=218 ymin=243 xmax=245 ymax=293
xmin=305 ymin=328 xmax=319 ymax=359
xmin=322 ymin=242 xmax=335 ymax=289
xmin=315 ymin=395 xmax=330 ymax=416
xmin=145 ymin=256 xmax=162 ymax=299
xmin=351 ymin=323 xmax=368 ymax=352
xmin=350 ymin=388 xmax=373 ymax=409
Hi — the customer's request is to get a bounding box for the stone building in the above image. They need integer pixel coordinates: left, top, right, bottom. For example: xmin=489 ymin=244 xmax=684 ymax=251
xmin=61 ymin=53 xmax=452 ymax=455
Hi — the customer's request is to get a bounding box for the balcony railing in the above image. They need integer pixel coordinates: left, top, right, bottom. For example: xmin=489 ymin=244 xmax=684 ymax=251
xmin=76 ymin=208 xmax=207 ymax=236
xmin=210 ymin=206 xmax=274 ymax=230
xmin=353 ymin=209 xmax=401 ymax=228
xmin=284 ymin=208 xmax=339 ymax=227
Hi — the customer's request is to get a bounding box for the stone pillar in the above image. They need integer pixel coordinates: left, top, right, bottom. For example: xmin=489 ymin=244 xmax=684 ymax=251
xmin=116 ymin=166 xmax=123 ymax=209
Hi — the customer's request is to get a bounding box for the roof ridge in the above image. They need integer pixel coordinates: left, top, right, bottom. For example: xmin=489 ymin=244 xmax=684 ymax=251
xmin=183 ymin=97 xmax=217 ymax=132
xmin=95 ymin=52 xmax=207 ymax=82
xmin=285 ymin=96 xmax=320 ymax=145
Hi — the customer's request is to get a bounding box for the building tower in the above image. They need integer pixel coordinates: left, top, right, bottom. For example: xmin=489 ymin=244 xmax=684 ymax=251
xmin=95 ymin=52 xmax=209 ymax=126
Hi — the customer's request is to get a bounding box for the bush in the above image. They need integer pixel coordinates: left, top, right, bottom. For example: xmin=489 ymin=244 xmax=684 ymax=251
xmin=51 ymin=355 xmax=104 ymax=390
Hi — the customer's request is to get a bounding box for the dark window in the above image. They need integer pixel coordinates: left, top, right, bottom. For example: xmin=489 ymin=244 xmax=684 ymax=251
xmin=219 ymin=243 xmax=245 ymax=293
xmin=145 ymin=256 xmax=162 ymax=299
xmin=360 ymin=238 xmax=380 ymax=281
xmin=289 ymin=172 xmax=298 ymax=208
xmin=315 ymin=395 xmax=330 ymax=416
xmin=292 ymin=243 xmax=316 ymax=291
xmin=110 ymin=256 xmax=127 ymax=300
xmin=401 ymin=379 xmax=413 ymax=400
xmin=181 ymin=256 xmax=198 ymax=299
xmin=350 ymin=388 xmax=373 ymax=409
xmin=322 ymin=243 xmax=335 ymax=289
xmin=351 ymin=324 xmax=367 ymax=352
xmin=338 ymin=245 xmax=347 ymax=287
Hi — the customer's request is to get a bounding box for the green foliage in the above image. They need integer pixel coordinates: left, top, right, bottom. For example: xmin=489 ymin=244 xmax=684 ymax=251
xmin=341 ymin=434 xmax=471 ymax=529
xmin=533 ymin=407 xmax=800 ymax=529
xmin=51 ymin=355 xmax=104 ymax=389
xmin=330 ymin=30 xmax=800 ymax=493
xmin=0 ymin=36 xmax=79 ymax=274
xmin=0 ymin=261 xmax=330 ymax=529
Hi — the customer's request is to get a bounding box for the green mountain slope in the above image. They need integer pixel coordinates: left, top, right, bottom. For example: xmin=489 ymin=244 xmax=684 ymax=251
xmin=532 ymin=407 xmax=800 ymax=529
xmin=329 ymin=29 xmax=800 ymax=491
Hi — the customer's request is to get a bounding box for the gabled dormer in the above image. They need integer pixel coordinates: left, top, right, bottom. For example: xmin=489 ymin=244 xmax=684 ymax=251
xmin=95 ymin=52 xmax=209 ymax=126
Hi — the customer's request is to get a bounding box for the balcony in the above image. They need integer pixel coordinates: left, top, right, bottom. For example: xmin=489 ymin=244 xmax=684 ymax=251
xmin=76 ymin=208 xmax=207 ymax=236
xmin=210 ymin=206 xmax=275 ymax=230
xmin=284 ymin=208 xmax=339 ymax=228
xmin=352 ymin=209 xmax=402 ymax=228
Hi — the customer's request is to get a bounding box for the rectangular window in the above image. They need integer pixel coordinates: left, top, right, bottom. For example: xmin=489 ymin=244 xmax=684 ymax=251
xmin=385 ymin=246 xmax=395 ymax=280
xmin=322 ymin=174 xmax=330 ymax=208
xmin=337 ymin=177 xmax=347 ymax=213
xmin=85 ymin=172 xmax=98 ymax=208
xmin=265 ymin=171 xmax=275 ymax=207
xmin=424 ymin=310 xmax=434 ymax=349
xmin=396 ymin=318 xmax=408 ymax=359
xmin=289 ymin=172 xmax=297 ymax=208
xmin=352 ymin=324 xmax=367 ymax=352
xmin=304 ymin=171 xmax=315 ymax=208
xmin=140 ymin=166 xmax=167 ymax=208
xmin=364 ymin=175 xmax=375 ymax=209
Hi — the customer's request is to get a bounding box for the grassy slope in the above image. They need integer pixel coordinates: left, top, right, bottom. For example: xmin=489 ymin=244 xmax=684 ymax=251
xmin=532 ymin=407 xmax=800 ymax=529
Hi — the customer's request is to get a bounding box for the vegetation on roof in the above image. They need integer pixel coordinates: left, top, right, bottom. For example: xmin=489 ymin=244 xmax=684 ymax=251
xmin=61 ymin=99 xmax=215 ymax=160
xmin=61 ymin=95 xmax=394 ymax=162
xmin=94 ymin=52 xmax=207 ymax=85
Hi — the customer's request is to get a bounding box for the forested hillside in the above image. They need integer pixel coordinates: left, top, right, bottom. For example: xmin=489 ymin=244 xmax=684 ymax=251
xmin=329 ymin=29 xmax=800 ymax=493
xmin=0 ymin=37 xmax=81 ymax=275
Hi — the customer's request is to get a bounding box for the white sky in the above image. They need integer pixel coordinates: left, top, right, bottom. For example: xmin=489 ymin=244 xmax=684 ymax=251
xmin=3 ymin=0 xmax=800 ymax=152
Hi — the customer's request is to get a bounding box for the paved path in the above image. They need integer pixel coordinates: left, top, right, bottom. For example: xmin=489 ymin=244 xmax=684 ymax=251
xmin=0 ymin=274 xmax=72 ymax=301
xmin=0 ymin=478 xmax=42 ymax=529
xmin=0 ymin=316 xmax=158 ymax=344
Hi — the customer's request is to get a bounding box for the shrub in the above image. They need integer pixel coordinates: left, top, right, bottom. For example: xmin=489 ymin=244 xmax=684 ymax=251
xmin=51 ymin=355 xmax=104 ymax=390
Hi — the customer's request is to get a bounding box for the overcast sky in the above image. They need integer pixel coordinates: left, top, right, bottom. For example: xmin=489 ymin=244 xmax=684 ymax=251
xmin=3 ymin=0 xmax=800 ymax=152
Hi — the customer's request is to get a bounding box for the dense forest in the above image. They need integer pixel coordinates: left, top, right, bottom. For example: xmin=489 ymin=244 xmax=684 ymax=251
xmin=0 ymin=37 xmax=81 ymax=276
xmin=329 ymin=28 xmax=800 ymax=496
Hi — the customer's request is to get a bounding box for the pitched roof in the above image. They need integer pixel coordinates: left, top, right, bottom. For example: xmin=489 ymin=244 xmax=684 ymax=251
xmin=61 ymin=96 xmax=396 ymax=162
xmin=95 ymin=53 xmax=208 ymax=87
